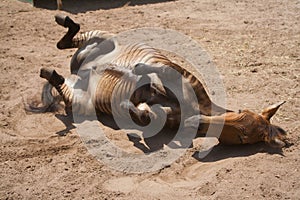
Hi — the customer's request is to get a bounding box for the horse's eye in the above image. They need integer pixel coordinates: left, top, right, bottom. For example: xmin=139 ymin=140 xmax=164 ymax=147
xmin=276 ymin=126 xmax=287 ymax=135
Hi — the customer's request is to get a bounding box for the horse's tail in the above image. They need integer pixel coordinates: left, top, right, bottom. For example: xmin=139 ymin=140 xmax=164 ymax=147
xmin=25 ymin=82 xmax=63 ymax=113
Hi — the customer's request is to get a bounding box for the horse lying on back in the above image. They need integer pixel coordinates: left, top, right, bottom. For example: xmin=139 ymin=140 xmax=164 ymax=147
xmin=28 ymin=15 xmax=288 ymax=148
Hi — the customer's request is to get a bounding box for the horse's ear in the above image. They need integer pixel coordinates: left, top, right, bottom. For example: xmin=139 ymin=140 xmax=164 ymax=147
xmin=261 ymin=101 xmax=286 ymax=121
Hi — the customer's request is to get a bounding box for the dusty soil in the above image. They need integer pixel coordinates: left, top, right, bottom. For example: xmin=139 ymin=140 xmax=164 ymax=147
xmin=0 ymin=0 xmax=299 ymax=199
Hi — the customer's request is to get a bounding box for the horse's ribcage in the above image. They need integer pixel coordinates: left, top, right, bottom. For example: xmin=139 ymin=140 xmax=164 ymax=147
xmin=94 ymin=68 xmax=137 ymax=118
xmin=91 ymin=44 xmax=167 ymax=114
xmin=111 ymin=43 xmax=171 ymax=69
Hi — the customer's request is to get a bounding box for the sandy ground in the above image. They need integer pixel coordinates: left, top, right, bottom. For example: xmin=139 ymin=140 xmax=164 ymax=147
xmin=0 ymin=0 xmax=299 ymax=199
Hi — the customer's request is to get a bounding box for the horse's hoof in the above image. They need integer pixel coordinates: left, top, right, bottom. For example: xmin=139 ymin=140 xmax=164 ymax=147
xmin=55 ymin=14 xmax=67 ymax=27
xmin=40 ymin=67 xmax=54 ymax=81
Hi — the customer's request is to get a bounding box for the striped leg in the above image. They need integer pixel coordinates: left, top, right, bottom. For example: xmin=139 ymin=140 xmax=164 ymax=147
xmin=133 ymin=63 xmax=181 ymax=81
xmin=120 ymin=100 xmax=181 ymax=128
xmin=120 ymin=100 xmax=156 ymax=126
xmin=55 ymin=15 xmax=114 ymax=51
xmin=40 ymin=68 xmax=73 ymax=114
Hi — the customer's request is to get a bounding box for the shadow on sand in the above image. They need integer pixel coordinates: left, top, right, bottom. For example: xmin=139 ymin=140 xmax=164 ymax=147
xmin=54 ymin=113 xmax=285 ymax=161
xmin=192 ymin=142 xmax=284 ymax=162
xmin=33 ymin=0 xmax=175 ymax=14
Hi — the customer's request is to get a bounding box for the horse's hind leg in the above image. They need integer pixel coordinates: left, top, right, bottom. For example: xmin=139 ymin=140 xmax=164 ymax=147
xmin=55 ymin=15 xmax=80 ymax=49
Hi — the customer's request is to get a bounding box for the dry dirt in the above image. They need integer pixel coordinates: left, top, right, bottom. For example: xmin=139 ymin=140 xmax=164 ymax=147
xmin=1 ymin=0 xmax=300 ymax=199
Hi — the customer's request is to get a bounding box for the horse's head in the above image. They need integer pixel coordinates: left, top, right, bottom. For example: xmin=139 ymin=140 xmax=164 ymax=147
xmin=220 ymin=101 xmax=287 ymax=147
xmin=196 ymin=101 xmax=287 ymax=147
xmin=258 ymin=101 xmax=287 ymax=147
